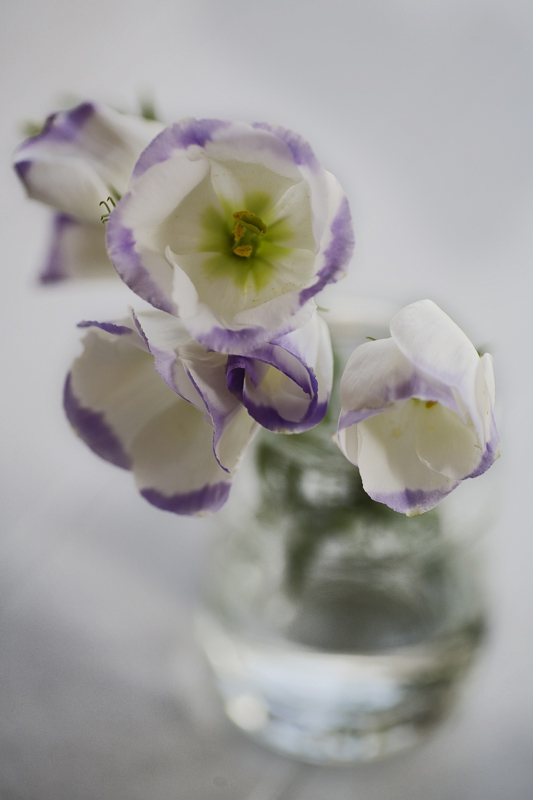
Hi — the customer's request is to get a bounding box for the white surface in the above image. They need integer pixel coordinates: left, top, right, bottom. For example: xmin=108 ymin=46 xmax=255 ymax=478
xmin=1 ymin=1 xmax=532 ymax=797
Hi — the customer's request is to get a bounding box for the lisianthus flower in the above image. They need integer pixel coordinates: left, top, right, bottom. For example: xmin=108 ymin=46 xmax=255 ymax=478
xmin=14 ymin=102 xmax=164 ymax=281
xmin=106 ymin=118 xmax=354 ymax=352
xmin=64 ymin=309 xmax=258 ymax=515
xmin=336 ymin=300 xmax=501 ymax=516
xmin=226 ymin=310 xmax=333 ymax=433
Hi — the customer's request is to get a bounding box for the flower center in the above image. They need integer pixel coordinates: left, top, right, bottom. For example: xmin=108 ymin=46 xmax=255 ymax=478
xmin=232 ymin=210 xmax=267 ymax=258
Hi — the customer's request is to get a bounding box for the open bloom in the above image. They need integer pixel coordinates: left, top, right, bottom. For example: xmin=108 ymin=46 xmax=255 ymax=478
xmin=336 ymin=300 xmax=501 ymax=516
xmin=106 ymin=118 xmax=354 ymax=352
xmin=14 ymin=102 xmax=164 ymax=281
xmin=226 ymin=310 xmax=333 ymax=433
xmin=64 ymin=309 xmax=258 ymax=515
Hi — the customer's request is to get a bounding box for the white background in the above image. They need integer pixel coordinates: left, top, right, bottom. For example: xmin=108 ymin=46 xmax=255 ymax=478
xmin=0 ymin=1 xmax=532 ymax=797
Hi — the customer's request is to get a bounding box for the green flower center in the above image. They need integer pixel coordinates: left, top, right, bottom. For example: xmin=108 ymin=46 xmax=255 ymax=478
xmin=197 ymin=192 xmax=296 ymax=294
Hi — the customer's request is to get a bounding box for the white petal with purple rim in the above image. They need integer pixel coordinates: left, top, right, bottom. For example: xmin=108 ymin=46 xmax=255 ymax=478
xmin=14 ymin=102 xmax=164 ymax=222
xmin=106 ymin=118 xmax=354 ymax=350
xmin=129 ymin=309 xmax=207 ymax=411
xmin=390 ymin=299 xmax=484 ymax=440
xmin=130 ymin=400 xmax=234 ymax=516
xmin=226 ymin=311 xmax=333 ymax=433
xmin=68 ymin=317 xmax=178 ymax=455
xmin=338 ymin=337 xmax=461 ymax=430
xmin=65 ymin=311 xmax=256 ymax=515
xmin=17 ymin=157 xmax=109 ymax=223
xmin=40 ymin=213 xmax=115 ymax=283
xmin=126 ymin=309 xmax=259 ymax=473
xmin=338 ymin=401 xmax=459 ymax=516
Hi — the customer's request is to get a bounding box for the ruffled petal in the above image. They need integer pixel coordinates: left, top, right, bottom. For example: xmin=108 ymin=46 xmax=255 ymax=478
xmin=226 ymin=311 xmax=332 ymax=433
xmin=66 ymin=316 xmax=177 ymax=459
xmin=126 ymin=309 xmax=260 ymax=472
xmin=128 ymin=310 xmax=207 ymax=411
xmin=65 ymin=311 xmax=255 ymax=515
xmin=40 ymin=213 xmax=115 ymax=283
xmin=14 ymin=102 xmax=164 ymax=222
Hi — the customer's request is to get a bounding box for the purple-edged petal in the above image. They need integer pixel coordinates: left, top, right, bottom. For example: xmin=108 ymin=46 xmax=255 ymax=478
xmin=338 ymin=401 xmax=460 ymax=516
xmin=367 ymin=486 xmax=457 ymax=517
xmin=40 ymin=213 xmax=114 ymax=283
xmin=128 ymin=310 xmax=207 ymax=411
xmin=130 ymin=400 xmax=234 ymax=515
xmin=338 ymin=337 xmax=460 ymax=431
xmin=67 ymin=316 xmax=177 ymax=455
xmin=468 ymin=411 xmax=501 ymax=479
xmin=106 ymin=118 xmax=354 ymax=349
xmin=133 ymin=309 xmax=259 ymax=471
xmin=107 ymin=216 xmax=175 ymax=314
xmin=226 ymin=312 xmax=333 ymax=433
xmin=64 ymin=372 xmax=131 ymax=469
xmin=14 ymin=102 xmax=164 ymax=222
xmin=65 ymin=310 xmax=256 ymax=516
xmin=299 ymin=172 xmax=355 ymax=306
xmin=390 ymin=300 xmax=484 ymax=440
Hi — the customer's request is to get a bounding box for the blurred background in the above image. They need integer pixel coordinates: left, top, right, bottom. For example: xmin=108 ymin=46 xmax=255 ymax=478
xmin=0 ymin=0 xmax=531 ymax=797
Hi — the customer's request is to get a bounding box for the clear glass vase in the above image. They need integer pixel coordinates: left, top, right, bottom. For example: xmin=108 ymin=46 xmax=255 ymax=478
xmin=197 ymin=302 xmax=494 ymax=765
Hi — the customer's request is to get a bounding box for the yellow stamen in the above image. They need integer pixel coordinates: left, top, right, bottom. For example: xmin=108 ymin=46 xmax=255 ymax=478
xmin=231 ymin=210 xmax=267 ymax=258
xmin=425 ymin=401 xmax=437 ymax=408
xmin=234 ymin=245 xmax=253 ymax=258
xmin=233 ymin=221 xmax=245 ymax=242
xmin=232 ymin=210 xmax=267 ymax=234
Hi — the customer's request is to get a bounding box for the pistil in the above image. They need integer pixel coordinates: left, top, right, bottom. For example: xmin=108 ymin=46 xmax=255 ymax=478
xmin=232 ymin=210 xmax=267 ymax=258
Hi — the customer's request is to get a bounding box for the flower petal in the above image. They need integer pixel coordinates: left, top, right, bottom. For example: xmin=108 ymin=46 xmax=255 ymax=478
xmin=131 ymin=400 xmax=233 ymax=515
xmin=65 ymin=311 xmax=255 ymax=515
xmin=127 ymin=309 xmax=259 ymax=473
xmin=66 ymin=316 xmax=177 ymax=457
xmin=166 ymin=245 xmax=317 ymax=352
xmin=226 ymin=311 xmax=333 ymax=433
xmin=128 ymin=309 xmax=207 ymax=411
xmin=414 ymin=401 xmax=482 ymax=480
xmin=64 ymin=371 xmax=131 ymax=470
xmin=338 ymin=401 xmax=459 ymax=515
xmin=299 ymin=172 xmax=355 ymax=306
xmin=40 ymin=213 xmax=114 ymax=283
xmin=14 ymin=102 xmax=164 ymax=222
xmin=338 ymin=337 xmax=459 ymax=430
xmin=390 ymin=299 xmax=483 ymax=439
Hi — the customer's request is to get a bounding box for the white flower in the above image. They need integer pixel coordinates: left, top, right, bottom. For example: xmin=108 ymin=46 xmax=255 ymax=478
xmin=106 ymin=118 xmax=354 ymax=352
xmin=14 ymin=102 xmax=164 ymax=281
xmin=64 ymin=309 xmax=258 ymax=515
xmin=336 ymin=300 xmax=501 ymax=515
